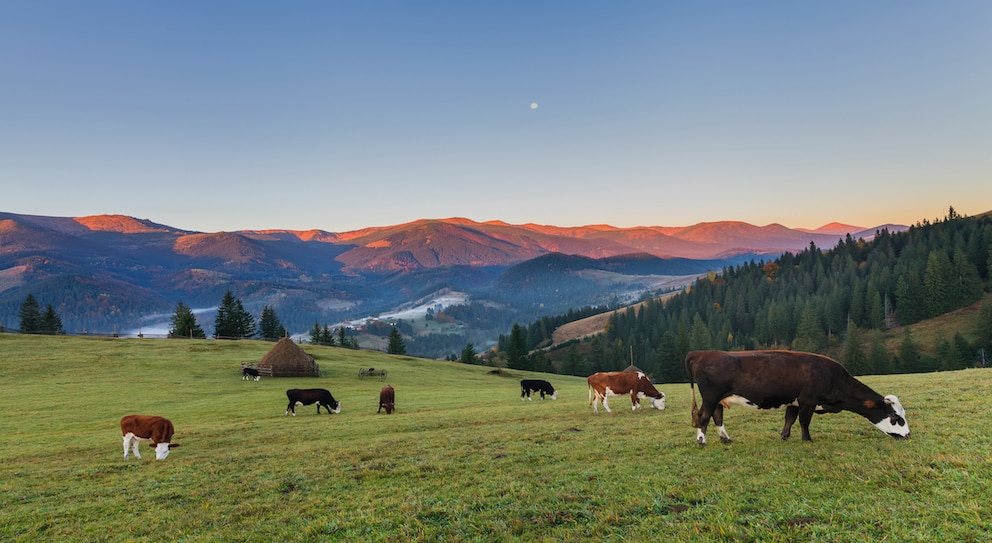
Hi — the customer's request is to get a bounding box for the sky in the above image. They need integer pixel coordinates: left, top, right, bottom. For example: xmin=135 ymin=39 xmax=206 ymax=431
xmin=2 ymin=1 xmax=990 ymax=233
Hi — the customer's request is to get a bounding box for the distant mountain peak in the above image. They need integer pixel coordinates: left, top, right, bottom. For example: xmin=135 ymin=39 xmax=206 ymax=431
xmin=74 ymin=214 xmax=178 ymax=234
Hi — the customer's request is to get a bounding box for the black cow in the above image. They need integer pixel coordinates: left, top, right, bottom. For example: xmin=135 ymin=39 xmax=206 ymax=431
xmin=242 ymin=367 xmax=260 ymax=381
xmin=285 ymin=388 xmax=341 ymax=416
xmin=520 ymin=379 xmax=558 ymax=401
xmin=685 ymin=350 xmax=910 ymax=445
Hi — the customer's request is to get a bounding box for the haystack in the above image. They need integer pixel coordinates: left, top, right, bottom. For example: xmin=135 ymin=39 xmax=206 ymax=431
xmin=623 ymin=363 xmax=644 ymax=373
xmin=256 ymin=337 xmax=320 ymax=377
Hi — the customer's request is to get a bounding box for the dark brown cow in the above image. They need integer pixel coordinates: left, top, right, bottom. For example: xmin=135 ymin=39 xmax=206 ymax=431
xmin=120 ymin=415 xmax=180 ymax=460
xmin=378 ymin=385 xmax=395 ymax=414
xmin=587 ymin=371 xmax=666 ymax=413
xmin=685 ymin=350 xmax=910 ymax=445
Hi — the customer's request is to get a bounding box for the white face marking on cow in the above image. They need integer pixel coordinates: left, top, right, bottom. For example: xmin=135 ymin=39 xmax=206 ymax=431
xmin=551 ymin=391 xmax=558 ymax=400
xmin=154 ymin=442 xmax=171 ymax=460
xmin=875 ymin=395 xmax=910 ymax=437
xmin=651 ymin=394 xmax=665 ymax=410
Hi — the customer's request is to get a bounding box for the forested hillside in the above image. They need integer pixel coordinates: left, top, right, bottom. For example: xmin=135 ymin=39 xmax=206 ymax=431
xmin=530 ymin=208 xmax=992 ymax=381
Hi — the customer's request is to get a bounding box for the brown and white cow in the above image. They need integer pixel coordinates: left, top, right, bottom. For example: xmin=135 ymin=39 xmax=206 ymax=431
xmin=378 ymin=385 xmax=395 ymax=414
xmin=121 ymin=415 xmax=180 ymax=460
xmin=587 ymin=371 xmax=666 ymax=413
xmin=685 ymin=350 xmax=910 ymax=445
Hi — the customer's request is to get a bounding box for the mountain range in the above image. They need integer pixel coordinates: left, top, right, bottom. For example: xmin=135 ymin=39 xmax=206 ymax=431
xmin=0 ymin=211 xmax=906 ymax=354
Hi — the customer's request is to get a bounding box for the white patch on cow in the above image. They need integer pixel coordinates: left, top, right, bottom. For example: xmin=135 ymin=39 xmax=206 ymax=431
xmin=696 ymin=428 xmax=707 ymax=445
xmin=123 ymin=432 xmax=141 ymax=460
xmin=331 ymin=402 xmax=342 ymax=414
xmin=874 ymin=395 xmax=910 ymax=437
xmin=717 ymin=425 xmax=731 ymax=442
xmin=550 ymin=391 xmax=558 ymax=400
xmin=154 ymin=442 xmax=172 ymax=460
xmin=650 ymin=394 xmax=665 ymax=410
xmin=722 ymin=394 xmax=759 ymax=408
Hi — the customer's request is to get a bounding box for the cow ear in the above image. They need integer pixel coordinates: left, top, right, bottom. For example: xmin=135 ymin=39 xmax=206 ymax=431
xmin=170 ymin=443 xmax=181 ymax=449
xmin=884 ymin=397 xmax=894 ymax=405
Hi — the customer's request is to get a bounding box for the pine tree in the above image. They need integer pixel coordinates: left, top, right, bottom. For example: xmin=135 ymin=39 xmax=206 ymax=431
xmin=213 ymin=291 xmax=255 ymax=339
xmin=841 ymin=320 xmax=868 ymax=375
xmin=387 ymin=326 xmax=406 ymax=355
xmin=897 ymin=329 xmax=923 ymax=373
xmin=308 ymin=322 xmax=323 ymax=345
xmin=18 ymin=294 xmax=42 ymax=333
xmin=506 ymin=323 xmax=530 ymax=370
xmin=259 ymin=306 xmax=286 ymax=340
xmin=169 ymin=300 xmax=206 ymax=338
xmin=976 ymin=298 xmax=992 ymax=353
xmin=460 ymin=343 xmax=477 ymax=364
xmin=214 ymin=291 xmax=238 ymax=339
xmin=39 ymin=304 xmax=64 ymax=335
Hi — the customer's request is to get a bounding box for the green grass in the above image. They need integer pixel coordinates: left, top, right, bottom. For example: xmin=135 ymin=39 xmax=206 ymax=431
xmin=1 ymin=334 xmax=989 ymax=542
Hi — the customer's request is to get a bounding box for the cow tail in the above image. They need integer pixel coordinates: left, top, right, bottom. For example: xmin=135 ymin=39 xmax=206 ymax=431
xmin=686 ymin=354 xmax=699 ymax=428
xmin=588 ymin=383 xmax=593 ymax=405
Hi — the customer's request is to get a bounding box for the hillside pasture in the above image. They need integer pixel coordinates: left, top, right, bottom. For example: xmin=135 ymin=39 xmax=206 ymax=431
xmin=1 ymin=334 xmax=989 ymax=542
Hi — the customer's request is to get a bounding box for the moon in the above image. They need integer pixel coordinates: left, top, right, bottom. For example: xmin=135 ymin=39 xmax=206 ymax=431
xmin=530 ymin=102 xmax=538 ymax=110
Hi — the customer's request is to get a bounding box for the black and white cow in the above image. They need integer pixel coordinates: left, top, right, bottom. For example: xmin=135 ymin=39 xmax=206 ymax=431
xmin=685 ymin=350 xmax=910 ymax=445
xmin=242 ymin=367 xmax=260 ymax=381
xmin=121 ymin=415 xmax=180 ymax=460
xmin=520 ymin=379 xmax=558 ymax=401
xmin=285 ymin=388 xmax=341 ymax=416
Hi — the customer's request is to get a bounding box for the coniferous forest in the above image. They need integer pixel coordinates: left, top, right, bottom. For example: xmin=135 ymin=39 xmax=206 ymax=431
xmin=534 ymin=208 xmax=992 ymax=381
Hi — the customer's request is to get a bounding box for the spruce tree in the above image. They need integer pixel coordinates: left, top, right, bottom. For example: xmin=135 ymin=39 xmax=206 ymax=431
xmin=39 ymin=304 xmax=64 ymax=335
xmin=259 ymin=306 xmax=286 ymax=340
xmin=214 ymin=291 xmax=237 ymax=338
xmin=387 ymin=326 xmax=406 ymax=355
xmin=18 ymin=294 xmax=42 ymax=333
xmin=169 ymin=300 xmax=206 ymax=338
xmin=506 ymin=323 xmax=529 ymax=370
xmin=460 ymin=343 xmax=477 ymax=364
xmin=841 ymin=320 xmax=868 ymax=375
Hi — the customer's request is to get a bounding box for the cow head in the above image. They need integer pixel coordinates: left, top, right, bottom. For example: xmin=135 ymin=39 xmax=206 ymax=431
xmin=153 ymin=442 xmax=179 ymax=460
xmin=330 ymin=400 xmax=342 ymax=414
xmin=650 ymin=392 xmax=665 ymax=410
xmin=550 ymin=390 xmax=558 ymax=400
xmin=873 ymin=395 xmax=910 ymax=438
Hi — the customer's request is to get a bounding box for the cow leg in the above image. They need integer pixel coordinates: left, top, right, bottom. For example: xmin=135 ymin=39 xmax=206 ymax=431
xmin=781 ymin=406 xmax=799 ymax=440
xmin=695 ymin=404 xmax=713 ymax=446
xmin=798 ymin=405 xmax=816 ymax=441
xmin=286 ymin=402 xmax=296 ymax=416
xmin=123 ymin=434 xmax=140 ymax=459
xmin=521 ymin=388 xmax=526 ymax=401
xmin=602 ymin=394 xmax=612 ymax=413
xmin=712 ymin=404 xmax=732 ymax=444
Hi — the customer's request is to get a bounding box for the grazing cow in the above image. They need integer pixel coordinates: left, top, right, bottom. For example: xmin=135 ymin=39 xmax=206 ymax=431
xmin=587 ymin=371 xmax=666 ymax=413
xmin=685 ymin=350 xmax=910 ymax=445
xmin=520 ymin=379 xmax=558 ymax=401
xmin=242 ymin=367 xmax=260 ymax=381
xmin=285 ymin=388 xmax=341 ymax=416
xmin=378 ymin=385 xmax=395 ymax=414
xmin=120 ymin=415 xmax=180 ymax=460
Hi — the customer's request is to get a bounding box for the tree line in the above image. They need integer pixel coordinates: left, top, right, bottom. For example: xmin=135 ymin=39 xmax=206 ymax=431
xmin=494 ymin=207 xmax=992 ymax=379
xmin=169 ymin=290 xmax=288 ymax=340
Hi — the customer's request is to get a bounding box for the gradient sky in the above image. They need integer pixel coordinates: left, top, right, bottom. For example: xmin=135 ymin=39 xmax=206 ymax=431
xmin=2 ymin=1 xmax=990 ymax=233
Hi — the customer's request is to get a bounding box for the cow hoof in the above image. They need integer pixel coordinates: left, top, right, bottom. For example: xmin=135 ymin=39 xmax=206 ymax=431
xmin=696 ymin=438 xmax=706 ymax=446
xmin=720 ymin=436 xmax=733 ymax=444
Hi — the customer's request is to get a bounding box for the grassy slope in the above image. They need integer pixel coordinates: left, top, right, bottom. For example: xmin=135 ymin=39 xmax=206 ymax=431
xmin=1 ymin=334 xmax=989 ymax=542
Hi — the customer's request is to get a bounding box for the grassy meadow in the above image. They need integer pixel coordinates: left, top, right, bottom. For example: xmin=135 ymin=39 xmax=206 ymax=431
xmin=1 ymin=334 xmax=990 ymax=542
